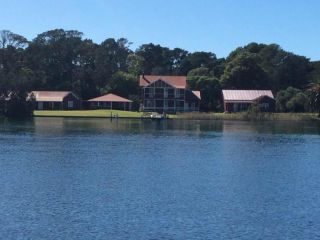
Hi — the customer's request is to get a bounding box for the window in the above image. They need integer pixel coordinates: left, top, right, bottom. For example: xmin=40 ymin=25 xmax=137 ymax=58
xmin=164 ymin=100 xmax=168 ymax=109
xmin=156 ymin=100 xmax=164 ymax=108
xmin=175 ymin=89 xmax=180 ymax=98
xmin=259 ymin=103 xmax=269 ymax=110
xmin=176 ymin=100 xmax=184 ymax=108
xmin=144 ymin=88 xmax=155 ymax=98
xmin=168 ymin=100 xmax=174 ymax=108
xmin=149 ymin=88 xmax=154 ymax=98
xmin=144 ymin=88 xmax=149 ymax=97
xmin=68 ymin=101 xmax=74 ymax=108
xmin=168 ymin=88 xmax=174 ymax=98
xmin=145 ymin=100 xmax=154 ymax=108
xmin=155 ymin=88 xmax=163 ymax=98
xmin=38 ymin=102 xmax=43 ymax=110
xmin=164 ymin=88 xmax=168 ymax=98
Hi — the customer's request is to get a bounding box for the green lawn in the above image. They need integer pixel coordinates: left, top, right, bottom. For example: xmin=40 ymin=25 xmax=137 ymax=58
xmin=34 ymin=110 xmax=143 ymax=118
xmin=33 ymin=110 xmax=319 ymax=121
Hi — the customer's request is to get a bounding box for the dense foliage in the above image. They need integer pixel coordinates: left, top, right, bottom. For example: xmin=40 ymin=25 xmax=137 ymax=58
xmin=0 ymin=29 xmax=320 ymax=116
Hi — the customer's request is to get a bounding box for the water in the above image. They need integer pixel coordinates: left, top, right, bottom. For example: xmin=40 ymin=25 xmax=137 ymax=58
xmin=0 ymin=117 xmax=319 ymax=239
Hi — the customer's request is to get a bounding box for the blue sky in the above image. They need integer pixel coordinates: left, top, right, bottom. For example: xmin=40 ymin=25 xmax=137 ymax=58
xmin=2 ymin=0 xmax=320 ymax=60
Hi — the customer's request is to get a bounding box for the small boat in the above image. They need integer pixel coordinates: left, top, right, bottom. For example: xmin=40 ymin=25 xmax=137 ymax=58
xmin=150 ymin=113 xmax=167 ymax=120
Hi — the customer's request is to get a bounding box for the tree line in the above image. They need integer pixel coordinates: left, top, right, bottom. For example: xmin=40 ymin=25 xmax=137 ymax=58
xmin=0 ymin=29 xmax=319 ymax=117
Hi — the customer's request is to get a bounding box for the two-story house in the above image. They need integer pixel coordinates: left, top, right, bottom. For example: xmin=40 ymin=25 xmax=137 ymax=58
xmin=139 ymin=75 xmax=201 ymax=113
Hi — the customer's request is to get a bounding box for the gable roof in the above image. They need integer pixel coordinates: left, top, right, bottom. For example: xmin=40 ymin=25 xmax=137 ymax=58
xmin=88 ymin=93 xmax=132 ymax=103
xmin=30 ymin=91 xmax=78 ymax=102
xmin=139 ymin=75 xmax=187 ymax=89
xmin=222 ymin=90 xmax=274 ymax=102
xmin=192 ymin=91 xmax=201 ymax=100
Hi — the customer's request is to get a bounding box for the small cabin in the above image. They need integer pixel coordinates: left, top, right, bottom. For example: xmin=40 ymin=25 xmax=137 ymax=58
xmin=30 ymin=91 xmax=81 ymax=110
xmin=222 ymin=90 xmax=275 ymax=112
xmin=88 ymin=93 xmax=132 ymax=111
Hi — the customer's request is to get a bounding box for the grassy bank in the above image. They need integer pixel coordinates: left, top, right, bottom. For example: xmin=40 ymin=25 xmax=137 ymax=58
xmin=34 ymin=110 xmax=143 ymax=118
xmin=33 ymin=110 xmax=177 ymax=119
xmin=177 ymin=112 xmax=320 ymax=121
xmin=33 ymin=110 xmax=319 ymax=122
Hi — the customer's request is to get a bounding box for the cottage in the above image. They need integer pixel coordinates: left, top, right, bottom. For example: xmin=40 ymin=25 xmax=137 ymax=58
xmin=139 ymin=75 xmax=201 ymax=113
xmin=88 ymin=93 xmax=132 ymax=110
xmin=30 ymin=91 xmax=81 ymax=110
xmin=222 ymin=90 xmax=275 ymax=112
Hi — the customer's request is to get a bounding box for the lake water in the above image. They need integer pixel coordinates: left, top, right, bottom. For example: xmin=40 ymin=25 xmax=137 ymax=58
xmin=0 ymin=117 xmax=320 ymax=239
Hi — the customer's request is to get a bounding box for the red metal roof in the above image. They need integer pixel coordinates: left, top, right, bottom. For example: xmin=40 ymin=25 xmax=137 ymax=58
xmin=139 ymin=75 xmax=187 ymax=89
xmin=31 ymin=91 xmax=77 ymax=102
xmin=222 ymin=90 xmax=274 ymax=102
xmin=88 ymin=93 xmax=132 ymax=103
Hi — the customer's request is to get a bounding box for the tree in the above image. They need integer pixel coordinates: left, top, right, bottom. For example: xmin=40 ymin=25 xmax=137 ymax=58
xmin=286 ymin=92 xmax=309 ymax=112
xmin=0 ymin=31 xmax=35 ymax=117
xmin=187 ymin=67 xmax=222 ymax=111
xmin=94 ymin=38 xmax=132 ymax=89
xmin=4 ymin=91 xmax=34 ymax=118
xmin=221 ymin=51 xmax=269 ymax=89
xmin=308 ymin=82 xmax=320 ymax=117
xmin=25 ymin=29 xmax=85 ymax=91
xmin=71 ymin=39 xmax=98 ymax=99
xmin=0 ymin=30 xmax=28 ymax=49
xmin=170 ymin=48 xmax=189 ymax=75
xmin=136 ymin=43 xmax=172 ymax=75
xmin=101 ymin=71 xmax=138 ymax=98
xmin=180 ymin=51 xmax=219 ymax=76
xmin=276 ymin=87 xmax=309 ymax=112
xmin=273 ymin=53 xmax=311 ymax=90
xmin=127 ymin=53 xmax=143 ymax=76
xmin=223 ymin=43 xmax=313 ymax=91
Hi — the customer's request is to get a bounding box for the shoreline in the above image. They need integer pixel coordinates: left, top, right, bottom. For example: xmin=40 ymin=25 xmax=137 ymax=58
xmin=176 ymin=112 xmax=320 ymax=122
xmin=30 ymin=110 xmax=320 ymax=122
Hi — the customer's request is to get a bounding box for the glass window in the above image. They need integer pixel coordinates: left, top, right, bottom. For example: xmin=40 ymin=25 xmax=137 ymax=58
xmin=175 ymin=89 xmax=180 ymax=98
xmin=145 ymin=100 xmax=154 ymax=108
xmin=68 ymin=101 xmax=74 ymax=108
xmin=168 ymin=100 xmax=174 ymax=107
xmin=156 ymin=100 xmax=164 ymax=108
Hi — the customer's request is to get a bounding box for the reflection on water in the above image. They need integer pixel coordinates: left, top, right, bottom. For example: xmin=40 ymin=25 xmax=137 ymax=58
xmin=0 ymin=117 xmax=319 ymax=239
xmin=1 ymin=117 xmax=319 ymax=136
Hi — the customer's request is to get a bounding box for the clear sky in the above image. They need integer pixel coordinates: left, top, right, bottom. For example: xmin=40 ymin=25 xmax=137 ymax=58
xmin=2 ymin=0 xmax=320 ymax=60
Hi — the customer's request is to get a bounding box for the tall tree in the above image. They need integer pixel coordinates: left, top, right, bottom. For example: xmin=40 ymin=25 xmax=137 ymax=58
xmin=221 ymin=51 xmax=269 ymax=89
xmin=136 ymin=43 xmax=172 ymax=75
xmin=0 ymin=30 xmax=28 ymax=49
xmin=225 ymin=43 xmax=312 ymax=91
xmin=25 ymin=29 xmax=84 ymax=91
xmin=94 ymin=38 xmax=132 ymax=90
xmin=180 ymin=51 xmax=219 ymax=75
xmin=187 ymin=67 xmax=222 ymax=111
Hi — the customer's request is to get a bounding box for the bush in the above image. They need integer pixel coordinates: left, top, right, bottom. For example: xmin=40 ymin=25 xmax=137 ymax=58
xmin=286 ymin=92 xmax=309 ymax=112
xmin=2 ymin=92 xmax=34 ymax=118
xmin=276 ymin=87 xmax=310 ymax=112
